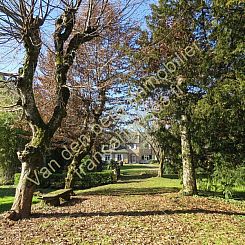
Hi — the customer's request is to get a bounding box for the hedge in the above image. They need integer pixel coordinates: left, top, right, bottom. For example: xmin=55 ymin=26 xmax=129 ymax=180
xmin=14 ymin=170 xmax=115 ymax=189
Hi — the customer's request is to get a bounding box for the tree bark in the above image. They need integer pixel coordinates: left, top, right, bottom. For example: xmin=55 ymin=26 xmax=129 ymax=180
xmin=65 ymin=150 xmax=89 ymax=189
xmin=157 ymin=150 xmax=165 ymax=177
xmin=8 ymin=143 xmax=45 ymax=220
xmin=6 ymin=20 xmax=47 ymax=220
xmin=8 ymin=163 xmax=36 ymax=220
xmin=65 ymin=155 xmax=80 ymax=189
xmin=180 ymin=114 xmax=197 ymax=196
xmin=158 ymin=158 xmax=164 ymax=177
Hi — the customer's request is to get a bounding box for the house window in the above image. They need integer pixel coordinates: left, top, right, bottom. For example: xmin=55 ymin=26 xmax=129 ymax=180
xmin=129 ymin=143 xmax=137 ymax=149
xmin=117 ymin=154 xmax=122 ymax=161
xmin=143 ymin=155 xmax=152 ymax=161
xmin=105 ymin=154 xmax=111 ymax=161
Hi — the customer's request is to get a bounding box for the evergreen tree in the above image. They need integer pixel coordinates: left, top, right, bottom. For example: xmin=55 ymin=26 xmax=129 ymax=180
xmin=132 ymin=0 xmax=244 ymax=195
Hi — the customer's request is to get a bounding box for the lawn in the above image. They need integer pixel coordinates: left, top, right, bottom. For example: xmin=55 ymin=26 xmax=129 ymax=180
xmin=0 ymin=176 xmax=244 ymax=244
xmin=76 ymin=177 xmax=181 ymax=196
xmin=0 ymin=186 xmax=17 ymax=213
xmin=0 ymin=186 xmax=42 ymax=213
xmin=0 ymin=164 xmax=244 ymax=244
xmin=0 ymin=164 xmax=160 ymax=213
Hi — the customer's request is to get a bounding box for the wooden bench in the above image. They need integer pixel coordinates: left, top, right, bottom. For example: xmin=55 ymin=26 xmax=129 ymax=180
xmin=38 ymin=189 xmax=73 ymax=206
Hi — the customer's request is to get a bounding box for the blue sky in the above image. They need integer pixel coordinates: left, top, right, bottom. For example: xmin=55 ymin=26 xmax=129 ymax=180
xmin=0 ymin=0 xmax=156 ymax=74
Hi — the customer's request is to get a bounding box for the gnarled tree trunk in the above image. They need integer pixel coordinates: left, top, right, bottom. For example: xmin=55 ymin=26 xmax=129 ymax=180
xmin=6 ymin=19 xmax=48 ymax=220
xmin=8 ymin=121 xmax=47 ymax=220
xmin=8 ymin=145 xmax=45 ymax=220
xmin=180 ymin=114 xmax=197 ymax=196
xmin=9 ymin=166 xmax=35 ymax=220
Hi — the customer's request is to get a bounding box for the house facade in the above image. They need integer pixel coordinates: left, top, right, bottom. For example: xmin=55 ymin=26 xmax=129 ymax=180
xmin=102 ymin=133 xmax=157 ymax=164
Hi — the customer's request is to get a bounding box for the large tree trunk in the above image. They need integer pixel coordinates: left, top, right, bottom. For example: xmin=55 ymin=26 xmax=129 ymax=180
xmin=6 ymin=22 xmax=47 ymax=220
xmin=8 ymin=163 xmax=36 ymax=220
xmin=180 ymin=114 xmax=197 ymax=196
xmin=8 ymin=143 xmax=45 ymax=220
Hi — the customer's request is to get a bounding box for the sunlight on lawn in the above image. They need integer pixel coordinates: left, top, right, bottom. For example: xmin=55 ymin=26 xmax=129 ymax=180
xmin=0 ymin=185 xmax=39 ymax=213
xmin=76 ymin=177 xmax=182 ymax=196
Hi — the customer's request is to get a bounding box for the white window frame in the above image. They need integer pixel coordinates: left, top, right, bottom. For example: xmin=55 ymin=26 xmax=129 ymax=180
xmin=117 ymin=154 xmax=122 ymax=161
xmin=105 ymin=154 xmax=111 ymax=161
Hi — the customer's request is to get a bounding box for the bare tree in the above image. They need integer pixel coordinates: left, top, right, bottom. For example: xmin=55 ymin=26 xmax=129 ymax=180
xmin=0 ymin=0 xmax=138 ymax=220
xmin=35 ymin=10 xmax=137 ymax=188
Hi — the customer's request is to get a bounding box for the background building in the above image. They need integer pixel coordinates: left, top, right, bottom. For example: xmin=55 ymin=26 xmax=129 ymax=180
xmin=102 ymin=133 xmax=157 ymax=164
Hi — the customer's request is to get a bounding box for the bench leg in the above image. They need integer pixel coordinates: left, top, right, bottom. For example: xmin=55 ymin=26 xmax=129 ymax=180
xmin=61 ymin=193 xmax=71 ymax=201
xmin=44 ymin=198 xmax=60 ymax=206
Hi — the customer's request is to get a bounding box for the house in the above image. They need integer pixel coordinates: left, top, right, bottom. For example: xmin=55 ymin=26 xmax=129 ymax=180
xmin=102 ymin=133 xmax=157 ymax=164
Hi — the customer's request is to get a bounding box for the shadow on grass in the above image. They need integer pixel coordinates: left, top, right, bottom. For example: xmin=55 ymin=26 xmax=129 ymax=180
xmin=81 ymin=187 xmax=180 ymax=196
xmin=0 ymin=187 xmax=16 ymax=213
xmin=0 ymin=199 xmax=39 ymax=214
xmin=0 ymin=186 xmax=43 ymax=213
xmin=232 ymin=192 xmax=245 ymax=201
xmin=0 ymin=187 xmax=16 ymax=198
xmin=0 ymin=203 xmax=13 ymax=213
xmin=33 ymin=208 xmax=245 ymax=219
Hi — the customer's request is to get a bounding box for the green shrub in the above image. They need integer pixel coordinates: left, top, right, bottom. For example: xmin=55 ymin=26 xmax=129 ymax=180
xmin=73 ymin=171 xmax=114 ymax=189
xmin=14 ymin=173 xmax=21 ymax=185
xmin=149 ymin=160 xmax=158 ymax=164
xmin=49 ymin=171 xmax=115 ymax=189
xmin=14 ymin=172 xmax=53 ymax=188
xmin=15 ymin=170 xmax=115 ymax=189
xmin=197 ymin=154 xmax=245 ymax=199
xmin=0 ymin=113 xmax=24 ymax=184
xmin=79 ymin=155 xmax=92 ymax=173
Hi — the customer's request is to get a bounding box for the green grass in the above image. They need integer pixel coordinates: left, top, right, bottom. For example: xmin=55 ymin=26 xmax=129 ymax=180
xmin=76 ymin=163 xmax=180 ymax=196
xmin=0 ymin=185 xmax=16 ymax=213
xmin=1 ymin=164 xmax=244 ymax=214
xmin=120 ymin=163 xmax=158 ymax=175
xmin=0 ymin=185 xmax=43 ymax=213
xmin=197 ymin=178 xmax=245 ymax=200
xmin=76 ymin=177 xmax=181 ymax=196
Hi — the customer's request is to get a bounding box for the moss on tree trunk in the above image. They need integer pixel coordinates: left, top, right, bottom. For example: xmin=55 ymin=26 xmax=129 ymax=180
xmin=65 ymin=157 xmax=78 ymax=189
